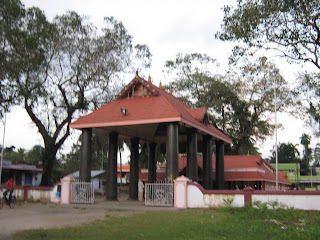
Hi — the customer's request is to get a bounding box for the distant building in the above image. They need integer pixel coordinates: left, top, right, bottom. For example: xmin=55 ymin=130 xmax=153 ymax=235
xmin=0 ymin=160 xmax=43 ymax=186
xmin=139 ymin=155 xmax=292 ymax=190
xmin=68 ymin=165 xmax=131 ymax=193
xmin=68 ymin=170 xmax=105 ymax=193
xmin=271 ymin=163 xmax=320 ymax=190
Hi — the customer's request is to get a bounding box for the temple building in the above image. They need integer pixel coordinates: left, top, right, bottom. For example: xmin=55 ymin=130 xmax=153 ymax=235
xmin=70 ymin=73 xmax=232 ymax=200
xmin=139 ymin=155 xmax=291 ymax=190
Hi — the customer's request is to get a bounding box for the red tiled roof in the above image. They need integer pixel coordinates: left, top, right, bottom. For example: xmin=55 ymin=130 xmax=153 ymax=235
xmin=70 ymin=75 xmax=231 ymax=143
xmin=179 ymin=155 xmax=291 ymax=185
xmin=117 ymin=165 xmax=130 ymax=172
xmin=187 ymin=107 xmax=206 ymax=122
xmin=139 ymin=170 xmax=166 ymax=182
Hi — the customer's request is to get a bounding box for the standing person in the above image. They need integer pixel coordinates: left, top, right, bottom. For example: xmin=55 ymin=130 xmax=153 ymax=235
xmin=4 ymin=175 xmax=16 ymax=206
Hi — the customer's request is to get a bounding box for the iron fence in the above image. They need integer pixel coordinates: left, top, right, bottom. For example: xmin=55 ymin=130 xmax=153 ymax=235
xmin=145 ymin=182 xmax=174 ymax=206
xmin=70 ymin=181 xmax=94 ymax=204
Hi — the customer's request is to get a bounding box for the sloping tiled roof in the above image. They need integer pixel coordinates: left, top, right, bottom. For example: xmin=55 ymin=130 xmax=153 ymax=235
xmin=70 ymin=75 xmax=231 ymax=143
xmin=179 ymin=155 xmax=291 ymax=185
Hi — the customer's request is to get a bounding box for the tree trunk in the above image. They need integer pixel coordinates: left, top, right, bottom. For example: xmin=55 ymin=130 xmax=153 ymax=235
xmin=40 ymin=142 xmax=58 ymax=186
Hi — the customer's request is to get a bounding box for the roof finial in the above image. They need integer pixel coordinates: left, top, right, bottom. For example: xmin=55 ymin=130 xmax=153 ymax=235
xmin=159 ymin=80 xmax=162 ymax=89
xmin=136 ymin=70 xmax=139 ymax=77
xmin=170 ymin=85 xmax=172 ymax=95
xmin=148 ymin=75 xmax=151 ymax=83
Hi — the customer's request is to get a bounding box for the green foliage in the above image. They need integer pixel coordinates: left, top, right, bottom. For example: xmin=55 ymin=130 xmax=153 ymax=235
xmin=164 ymin=53 xmax=294 ymax=155
xmin=14 ymin=208 xmax=320 ymax=240
xmin=216 ymin=0 xmax=320 ymax=70
xmin=2 ymin=1 xmax=152 ymax=186
xmin=217 ymin=0 xmax=320 ymax=131
xmin=300 ymin=133 xmax=313 ymax=175
xmin=269 ymin=143 xmax=300 ymax=164
xmin=298 ymin=72 xmax=320 ymax=134
xmin=221 ymin=197 xmax=234 ymax=208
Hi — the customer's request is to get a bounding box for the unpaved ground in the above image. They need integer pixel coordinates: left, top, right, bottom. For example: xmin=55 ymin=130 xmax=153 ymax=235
xmin=0 ymin=196 xmax=177 ymax=239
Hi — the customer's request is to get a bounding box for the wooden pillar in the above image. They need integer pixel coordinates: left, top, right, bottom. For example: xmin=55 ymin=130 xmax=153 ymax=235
xmin=106 ymin=132 xmax=118 ymax=200
xmin=148 ymin=142 xmax=157 ymax=183
xmin=186 ymin=128 xmax=198 ymax=182
xmin=79 ymin=128 xmax=92 ymax=182
xmin=166 ymin=123 xmax=179 ymax=182
xmin=203 ymin=135 xmax=213 ymax=189
xmin=129 ymin=137 xmax=139 ymax=200
xmin=216 ymin=140 xmax=225 ymax=189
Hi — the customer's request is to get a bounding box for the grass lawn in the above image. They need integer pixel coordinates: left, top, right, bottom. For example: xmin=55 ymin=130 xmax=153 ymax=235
xmin=13 ymin=207 xmax=320 ymax=240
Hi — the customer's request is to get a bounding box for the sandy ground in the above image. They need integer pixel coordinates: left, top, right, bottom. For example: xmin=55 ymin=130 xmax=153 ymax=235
xmin=0 ymin=195 xmax=178 ymax=239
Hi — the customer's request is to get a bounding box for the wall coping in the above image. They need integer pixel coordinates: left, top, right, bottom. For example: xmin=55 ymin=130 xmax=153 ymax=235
xmin=187 ymin=182 xmax=320 ymax=196
xmin=252 ymin=190 xmax=320 ymax=195
xmin=0 ymin=185 xmax=54 ymax=191
xmin=188 ymin=181 xmax=245 ymax=194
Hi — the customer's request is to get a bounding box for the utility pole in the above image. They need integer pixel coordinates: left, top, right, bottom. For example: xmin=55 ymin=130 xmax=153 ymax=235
xmin=274 ymin=77 xmax=278 ymax=190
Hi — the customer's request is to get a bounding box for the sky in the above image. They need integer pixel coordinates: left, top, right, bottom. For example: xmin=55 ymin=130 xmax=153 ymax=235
xmin=1 ymin=0 xmax=318 ymax=162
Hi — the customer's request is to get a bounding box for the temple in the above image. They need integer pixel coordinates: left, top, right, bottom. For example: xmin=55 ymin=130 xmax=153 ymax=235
xmin=70 ymin=73 xmax=232 ymax=200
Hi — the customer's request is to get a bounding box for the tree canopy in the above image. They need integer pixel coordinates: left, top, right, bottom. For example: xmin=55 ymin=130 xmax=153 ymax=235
xmin=216 ymin=0 xmax=320 ymax=132
xmin=216 ymin=0 xmax=320 ymax=70
xmin=163 ymin=53 xmax=295 ymax=155
xmin=2 ymin=0 xmax=151 ymax=186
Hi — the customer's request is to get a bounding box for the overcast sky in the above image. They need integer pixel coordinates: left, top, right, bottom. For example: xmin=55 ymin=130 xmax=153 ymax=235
xmin=1 ymin=0 xmax=318 ymax=161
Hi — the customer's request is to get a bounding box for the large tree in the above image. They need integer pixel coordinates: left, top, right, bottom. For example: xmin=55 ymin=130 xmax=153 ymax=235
xmin=216 ymin=0 xmax=320 ymax=132
xmin=0 ymin=0 xmax=51 ymax=116
xmin=164 ymin=53 xmax=294 ymax=154
xmin=4 ymin=1 xmax=151 ymax=185
xmin=216 ymin=0 xmax=320 ymax=70
xmin=269 ymin=142 xmax=300 ymax=164
xmin=298 ymin=72 xmax=320 ymax=135
xmin=300 ymin=133 xmax=313 ymax=175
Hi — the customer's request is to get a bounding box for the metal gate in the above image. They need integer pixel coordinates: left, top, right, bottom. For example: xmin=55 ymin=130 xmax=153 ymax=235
xmin=145 ymin=182 xmax=174 ymax=206
xmin=70 ymin=181 xmax=94 ymax=204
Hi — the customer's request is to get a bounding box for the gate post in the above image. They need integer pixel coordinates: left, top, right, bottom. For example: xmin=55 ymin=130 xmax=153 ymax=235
xmin=174 ymin=176 xmax=189 ymax=209
xmin=60 ymin=176 xmax=71 ymax=204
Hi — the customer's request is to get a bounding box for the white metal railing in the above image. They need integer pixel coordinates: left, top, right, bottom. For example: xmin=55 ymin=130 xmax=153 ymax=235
xmin=70 ymin=181 xmax=94 ymax=204
xmin=145 ymin=183 xmax=174 ymax=206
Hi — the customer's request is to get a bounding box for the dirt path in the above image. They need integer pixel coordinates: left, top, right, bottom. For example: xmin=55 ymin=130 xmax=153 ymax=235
xmin=0 ymin=196 xmax=177 ymax=239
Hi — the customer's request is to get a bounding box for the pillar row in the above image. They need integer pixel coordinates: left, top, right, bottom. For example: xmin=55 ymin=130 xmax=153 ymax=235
xmin=166 ymin=123 xmax=179 ymax=182
xmin=129 ymin=137 xmax=139 ymax=200
xmin=186 ymin=128 xmax=198 ymax=182
xmin=203 ymin=135 xmax=213 ymax=189
xmin=106 ymin=132 xmax=118 ymax=200
xmin=148 ymin=142 xmax=157 ymax=183
xmin=216 ymin=140 xmax=225 ymax=189
xmin=79 ymin=128 xmax=92 ymax=182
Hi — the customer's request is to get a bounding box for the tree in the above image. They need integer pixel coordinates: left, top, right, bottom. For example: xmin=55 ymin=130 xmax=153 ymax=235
xmin=25 ymin=145 xmax=44 ymax=165
xmin=164 ymin=53 xmax=293 ymax=154
xmin=216 ymin=0 xmax=320 ymax=70
xmin=298 ymin=72 xmax=320 ymax=135
xmin=300 ymin=133 xmax=313 ymax=175
xmin=269 ymin=143 xmax=300 ymax=164
xmin=5 ymin=2 xmax=151 ymax=185
xmin=0 ymin=0 xmax=51 ymax=117
xmin=216 ymin=0 xmax=320 ymax=131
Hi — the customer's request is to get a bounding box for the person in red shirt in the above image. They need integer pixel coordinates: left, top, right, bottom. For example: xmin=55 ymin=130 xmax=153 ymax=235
xmin=4 ymin=176 xmax=16 ymax=206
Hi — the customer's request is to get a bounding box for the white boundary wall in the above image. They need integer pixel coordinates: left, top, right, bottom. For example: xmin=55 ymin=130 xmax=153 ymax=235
xmin=186 ymin=183 xmax=244 ymax=208
xmin=252 ymin=193 xmax=320 ymax=210
xmin=174 ymin=176 xmax=320 ymax=210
